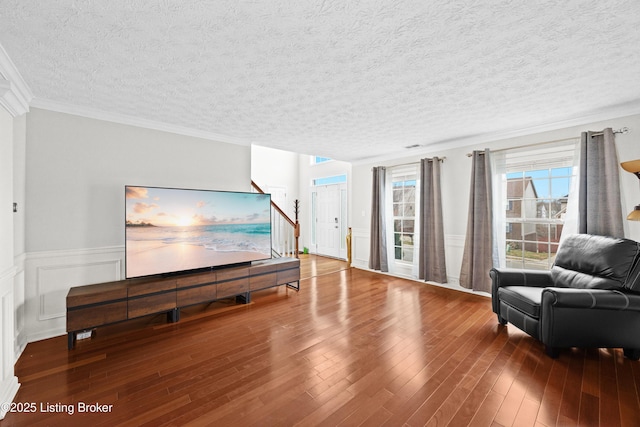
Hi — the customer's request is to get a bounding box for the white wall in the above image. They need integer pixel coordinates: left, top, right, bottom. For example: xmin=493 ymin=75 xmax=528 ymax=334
xmin=0 ymin=106 xmax=19 ymax=419
xmin=351 ymin=113 xmax=640 ymax=287
xmin=25 ymin=108 xmax=251 ymax=252
xmin=0 ymin=107 xmax=13 ymax=274
xmin=250 ymin=144 xmax=301 ymax=219
xmin=12 ymin=113 xmax=26 ymax=356
xmin=13 ymin=114 xmax=26 ymax=256
xmin=22 ymin=108 xmax=253 ymax=342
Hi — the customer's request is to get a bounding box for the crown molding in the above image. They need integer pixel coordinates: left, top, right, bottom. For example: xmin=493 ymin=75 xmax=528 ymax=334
xmin=29 ymin=97 xmax=252 ymax=146
xmin=0 ymin=43 xmax=32 ymax=117
xmin=351 ymin=99 xmax=640 ymax=166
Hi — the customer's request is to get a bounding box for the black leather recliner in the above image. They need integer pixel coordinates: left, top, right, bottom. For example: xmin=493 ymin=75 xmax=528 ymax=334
xmin=491 ymin=233 xmax=640 ymax=359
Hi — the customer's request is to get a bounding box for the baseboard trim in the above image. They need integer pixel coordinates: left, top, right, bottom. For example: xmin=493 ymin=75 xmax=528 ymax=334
xmin=352 ymin=266 xmax=490 ymax=298
xmin=0 ymin=375 xmax=20 ymax=419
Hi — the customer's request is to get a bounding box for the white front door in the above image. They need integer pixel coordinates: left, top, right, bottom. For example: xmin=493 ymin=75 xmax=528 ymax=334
xmin=312 ymin=183 xmax=346 ymax=259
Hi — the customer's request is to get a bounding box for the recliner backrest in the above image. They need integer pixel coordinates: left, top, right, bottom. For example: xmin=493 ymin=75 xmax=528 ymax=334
xmin=551 ymin=234 xmax=640 ymax=291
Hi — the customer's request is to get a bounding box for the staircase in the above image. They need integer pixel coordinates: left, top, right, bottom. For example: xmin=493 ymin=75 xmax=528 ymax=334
xmin=251 ymin=181 xmax=299 ymax=258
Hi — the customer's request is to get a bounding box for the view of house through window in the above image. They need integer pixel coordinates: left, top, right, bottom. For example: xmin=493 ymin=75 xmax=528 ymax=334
xmin=505 ymin=164 xmax=573 ymax=269
xmin=392 ymin=170 xmax=417 ymax=263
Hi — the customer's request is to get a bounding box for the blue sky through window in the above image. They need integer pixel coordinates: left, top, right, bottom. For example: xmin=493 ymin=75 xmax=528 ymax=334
xmin=507 ymin=167 xmax=571 ymax=198
xmin=314 ymin=156 xmax=332 ymax=164
xmin=313 ymin=174 xmax=346 ymax=185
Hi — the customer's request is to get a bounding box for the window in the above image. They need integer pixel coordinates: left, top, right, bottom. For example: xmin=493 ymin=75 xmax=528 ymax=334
xmin=313 ymin=174 xmax=347 ymax=186
xmin=391 ymin=170 xmax=417 ymax=263
xmin=312 ymin=156 xmax=332 ymax=164
xmin=500 ymin=142 xmax=577 ymax=270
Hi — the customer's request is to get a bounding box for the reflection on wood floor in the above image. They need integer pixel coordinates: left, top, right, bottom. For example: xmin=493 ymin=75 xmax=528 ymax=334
xmin=5 ymin=255 xmax=640 ymax=426
xmin=299 ymin=253 xmax=350 ymax=279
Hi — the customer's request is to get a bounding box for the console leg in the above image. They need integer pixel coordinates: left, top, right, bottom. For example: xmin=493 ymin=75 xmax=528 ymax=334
xmin=167 ymin=308 xmax=180 ymax=323
xmin=286 ymin=280 xmax=300 ymax=291
xmin=68 ymin=332 xmax=75 ymax=350
xmin=236 ymin=293 xmax=250 ymax=304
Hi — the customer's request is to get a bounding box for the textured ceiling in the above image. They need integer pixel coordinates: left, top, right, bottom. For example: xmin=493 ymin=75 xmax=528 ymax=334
xmin=1 ymin=1 xmax=640 ymax=162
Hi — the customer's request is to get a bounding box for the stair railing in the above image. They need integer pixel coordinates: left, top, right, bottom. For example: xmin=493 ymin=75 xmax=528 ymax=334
xmin=251 ymin=180 xmax=299 ymax=258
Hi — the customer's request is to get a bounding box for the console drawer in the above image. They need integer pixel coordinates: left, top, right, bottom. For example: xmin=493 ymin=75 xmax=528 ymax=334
xmin=177 ymin=271 xmax=217 ymax=289
xmin=250 ymin=261 xmax=279 ymax=275
xmin=177 ymin=283 xmax=217 ymax=306
xmin=128 ymin=293 xmax=176 ymax=319
xmin=67 ymin=282 xmax=127 ymax=308
xmin=277 ymin=268 xmax=300 ymax=285
xmin=250 ymin=272 xmax=277 ymax=291
xmin=128 ymin=278 xmax=176 ymax=297
xmin=67 ymin=301 xmax=127 ymax=331
xmin=217 ymin=266 xmax=249 ymax=282
xmin=217 ymin=278 xmax=249 ymax=299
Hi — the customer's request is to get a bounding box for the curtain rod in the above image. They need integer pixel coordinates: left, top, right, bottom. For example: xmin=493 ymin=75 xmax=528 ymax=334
xmin=392 ymin=157 xmax=446 ymax=168
xmin=466 ymin=127 xmax=629 ymax=157
xmin=590 ymin=126 xmax=629 ymax=137
xmin=372 ymin=157 xmax=446 ymax=170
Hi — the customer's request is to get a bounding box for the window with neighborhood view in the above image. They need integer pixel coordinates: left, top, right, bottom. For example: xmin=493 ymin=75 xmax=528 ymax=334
xmin=391 ymin=169 xmax=417 ymax=263
xmin=502 ymin=142 xmax=577 ymax=270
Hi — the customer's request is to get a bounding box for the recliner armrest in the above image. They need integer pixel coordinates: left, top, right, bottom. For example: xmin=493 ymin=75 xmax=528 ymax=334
xmin=490 ymin=268 xmax=552 ymax=316
xmin=541 ymin=288 xmax=640 ymax=311
xmin=490 ymin=268 xmax=553 ymax=289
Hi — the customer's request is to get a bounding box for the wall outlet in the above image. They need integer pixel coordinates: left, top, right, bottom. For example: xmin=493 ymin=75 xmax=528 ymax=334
xmin=77 ymin=330 xmax=93 ymax=340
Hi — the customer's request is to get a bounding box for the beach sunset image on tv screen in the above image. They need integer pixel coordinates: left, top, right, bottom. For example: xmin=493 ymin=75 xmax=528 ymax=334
xmin=125 ymin=186 xmax=272 ymax=278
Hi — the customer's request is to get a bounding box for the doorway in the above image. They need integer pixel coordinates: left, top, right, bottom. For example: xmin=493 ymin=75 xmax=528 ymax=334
xmin=311 ymin=177 xmax=347 ymax=259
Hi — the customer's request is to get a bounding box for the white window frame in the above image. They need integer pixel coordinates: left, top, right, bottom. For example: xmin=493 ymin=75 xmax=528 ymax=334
xmin=494 ymin=140 xmax=578 ymax=270
xmin=387 ymin=165 xmax=420 ymax=276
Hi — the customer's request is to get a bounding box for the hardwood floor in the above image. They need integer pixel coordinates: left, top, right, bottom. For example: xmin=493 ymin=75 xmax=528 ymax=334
xmin=3 ymin=255 xmax=640 ymax=426
xmin=299 ymin=253 xmax=350 ymax=280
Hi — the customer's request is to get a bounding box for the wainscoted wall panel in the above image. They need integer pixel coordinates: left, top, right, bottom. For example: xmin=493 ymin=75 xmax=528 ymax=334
xmin=445 ymin=234 xmax=465 ymax=286
xmin=351 ymin=228 xmax=370 ymax=270
xmin=13 ymin=253 xmax=26 ymax=358
xmin=24 ymin=246 xmax=124 ymax=342
xmin=36 ymin=260 xmax=122 ymax=321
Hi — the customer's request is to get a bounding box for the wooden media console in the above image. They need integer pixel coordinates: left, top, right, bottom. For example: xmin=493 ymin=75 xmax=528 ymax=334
xmin=66 ymin=257 xmax=300 ymax=349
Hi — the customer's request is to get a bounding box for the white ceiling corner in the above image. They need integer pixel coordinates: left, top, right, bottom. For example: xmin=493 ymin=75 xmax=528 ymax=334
xmin=1 ymin=1 xmax=640 ymax=161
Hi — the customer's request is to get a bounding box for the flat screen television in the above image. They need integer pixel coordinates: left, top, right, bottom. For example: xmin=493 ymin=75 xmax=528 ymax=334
xmin=125 ymin=185 xmax=272 ymax=279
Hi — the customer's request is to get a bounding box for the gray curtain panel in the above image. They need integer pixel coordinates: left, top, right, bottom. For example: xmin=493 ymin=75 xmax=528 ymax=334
xmin=418 ymin=157 xmax=447 ymax=283
xmin=460 ymin=149 xmax=493 ymax=293
xmin=578 ymin=128 xmax=624 ymax=237
xmin=369 ymin=166 xmax=388 ymax=272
